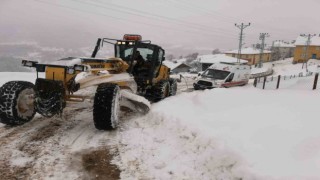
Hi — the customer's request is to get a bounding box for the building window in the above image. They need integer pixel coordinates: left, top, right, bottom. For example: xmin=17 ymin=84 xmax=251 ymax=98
xmin=232 ymin=54 xmax=235 ymax=57
xmin=316 ymin=47 xmax=320 ymax=51
xmin=301 ymin=53 xmax=306 ymax=58
xmin=303 ymin=47 xmax=307 ymax=51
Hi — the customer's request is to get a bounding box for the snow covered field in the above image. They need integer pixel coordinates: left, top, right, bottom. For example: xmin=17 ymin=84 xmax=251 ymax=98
xmin=1 ymin=59 xmax=320 ymax=179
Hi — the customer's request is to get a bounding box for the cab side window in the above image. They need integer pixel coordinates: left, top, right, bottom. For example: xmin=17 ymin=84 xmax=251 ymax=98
xmin=153 ymin=49 xmax=164 ymax=77
xmin=226 ymin=73 xmax=234 ymax=82
xmin=158 ymin=49 xmax=164 ymax=65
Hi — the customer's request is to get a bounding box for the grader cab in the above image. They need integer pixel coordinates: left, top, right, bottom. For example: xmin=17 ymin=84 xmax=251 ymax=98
xmin=0 ymin=34 xmax=177 ymax=130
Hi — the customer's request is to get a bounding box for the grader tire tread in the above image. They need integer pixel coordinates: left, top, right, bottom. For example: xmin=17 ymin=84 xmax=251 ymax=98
xmin=0 ymin=81 xmax=36 ymax=126
xmin=168 ymin=78 xmax=177 ymax=96
xmin=151 ymin=80 xmax=170 ymax=101
xmin=93 ymin=83 xmax=120 ymax=130
xmin=35 ymin=78 xmax=65 ymax=117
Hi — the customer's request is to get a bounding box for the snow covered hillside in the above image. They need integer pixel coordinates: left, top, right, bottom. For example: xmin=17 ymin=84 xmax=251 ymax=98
xmin=0 ymin=59 xmax=320 ymax=179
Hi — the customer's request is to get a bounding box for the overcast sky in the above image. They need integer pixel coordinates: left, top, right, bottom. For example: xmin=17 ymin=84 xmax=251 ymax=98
xmin=1 ymin=0 xmax=320 ymax=56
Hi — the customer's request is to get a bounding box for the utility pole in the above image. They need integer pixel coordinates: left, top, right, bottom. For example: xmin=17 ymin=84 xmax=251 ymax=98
xmin=270 ymin=40 xmax=275 ymax=61
xmin=258 ymin=33 xmax=269 ymax=68
xmin=235 ymin=23 xmax=251 ymax=63
xmin=301 ymin=34 xmax=316 ymax=71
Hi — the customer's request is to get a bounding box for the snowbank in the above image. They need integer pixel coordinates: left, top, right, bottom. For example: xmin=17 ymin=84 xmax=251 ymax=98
xmin=117 ymin=87 xmax=320 ymax=179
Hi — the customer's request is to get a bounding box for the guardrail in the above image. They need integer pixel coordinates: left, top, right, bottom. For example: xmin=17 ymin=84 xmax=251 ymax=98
xmin=250 ymin=68 xmax=274 ymax=79
xmin=253 ymin=72 xmax=318 ymax=90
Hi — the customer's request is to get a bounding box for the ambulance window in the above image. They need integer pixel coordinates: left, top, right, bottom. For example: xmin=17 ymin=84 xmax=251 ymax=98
xmin=202 ymin=69 xmax=230 ymax=80
xmin=226 ymin=73 xmax=234 ymax=82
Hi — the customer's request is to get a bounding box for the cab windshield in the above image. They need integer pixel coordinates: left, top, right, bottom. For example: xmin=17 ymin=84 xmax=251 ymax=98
xmin=202 ymin=69 xmax=230 ymax=80
xmin=115 ymin=44 xmax=154 ymax=63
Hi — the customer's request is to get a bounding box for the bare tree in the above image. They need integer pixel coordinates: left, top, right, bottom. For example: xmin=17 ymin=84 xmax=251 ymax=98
xmin=271 ymin=47 xmax=281 ymax=61
xmin=212 ymin=48 xmax=221 ymax=54
xmin=185 ymin=52 xmax=199 ymax=62
xmin=166 ymin=54 xmax=175 ymax=61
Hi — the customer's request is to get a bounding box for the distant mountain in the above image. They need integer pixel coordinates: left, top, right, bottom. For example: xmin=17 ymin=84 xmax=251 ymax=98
xmin=0 ymin=42 xmax=95 ymax=72
xmin=0 ymin=56 xmax=32 ymax=72
xmin=0 ymin=41 xmax=220 ymax=72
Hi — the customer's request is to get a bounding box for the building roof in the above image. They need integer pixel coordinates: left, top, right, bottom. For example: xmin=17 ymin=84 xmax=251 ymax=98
xmin=197 ymin=54 xmax=248 ymax=64
xmin=163 ymin=61 xmax=191 ymax=70
xmin=273 ymin=41 xmax=295 ymax=48
xmin=295 ymin=35 xmax=320 ymax=46
xmin=225 ymin=47 xmax=271 ymax=54
xmin=171 ymin=58 xmax=187 ymax=64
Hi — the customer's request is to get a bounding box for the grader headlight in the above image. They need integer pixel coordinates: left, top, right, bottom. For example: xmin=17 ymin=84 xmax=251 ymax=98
xmin=74 ymin=64 xmax=88 ymax=72
xmin=67 ymin=67 xmax=75 ymax=74
xmin=22 ymin=60 xmax=38 ymax=67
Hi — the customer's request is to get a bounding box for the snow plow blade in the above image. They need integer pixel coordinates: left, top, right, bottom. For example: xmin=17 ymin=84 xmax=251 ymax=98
xmin=120 ymin=90 xmax=150 ymax=114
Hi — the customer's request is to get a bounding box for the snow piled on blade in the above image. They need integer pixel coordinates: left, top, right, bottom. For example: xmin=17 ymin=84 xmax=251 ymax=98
xmin=117 ymin=87 xmax=320 ymax=179
xmin=121 ymin=90 xmax=151 ymax=112
xmin=48 ymin=57 xmax=82 ymax=66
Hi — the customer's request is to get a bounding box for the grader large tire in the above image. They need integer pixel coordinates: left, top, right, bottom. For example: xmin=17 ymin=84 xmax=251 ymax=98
xmin=35 ymin=79 xmax=65 ymax=117
xmin=0 ymin=81 xmax=36 ymax=125
xmin=168 ymin=78 xmax=177 ymax=96
xmin=152 ymin=80 xmax=170 ymax=101
xmin=93 ymin=83 xmax=120 ymax=130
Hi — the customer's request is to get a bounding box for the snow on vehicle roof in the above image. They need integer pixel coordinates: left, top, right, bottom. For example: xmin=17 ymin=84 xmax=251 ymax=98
xmin=49 ymin=57 xmax=82 ymax=66
xmin=295 ymin=35 xmax=320 ymax=46
xmin=208 ymin=61 xmax=249 ymax=70
xmin=225 ymin=47 xmax=271 ymax=54
xmin=197 ymin=54 xmax=247 ymax=64
xmin=49 ymin=57 xmax=113 ymax=66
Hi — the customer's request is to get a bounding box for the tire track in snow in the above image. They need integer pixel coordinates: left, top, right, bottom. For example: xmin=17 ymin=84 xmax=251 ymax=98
xmin=0 ymin=105 xmax=96 ymax=179
xmin=0 ymin=115 xmax=62 ymax=179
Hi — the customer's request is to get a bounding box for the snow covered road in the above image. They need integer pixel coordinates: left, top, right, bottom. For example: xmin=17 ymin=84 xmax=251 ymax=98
xmin=0 ymin=100 xmax=121 ymax=179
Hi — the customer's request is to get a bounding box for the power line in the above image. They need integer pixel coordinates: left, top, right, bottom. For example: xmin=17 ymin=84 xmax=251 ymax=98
xmin=164 ymin=0 xmax=240 ymax=31
xmin=88 ymin=0 xmax=238 ymax=37
xmin=35 ymin=0 xmax=237 ymax=40
xmin=173 ymin=0 xmax=301 ymax=38
xmin=174 ymin=0 xmax=244 ymax=23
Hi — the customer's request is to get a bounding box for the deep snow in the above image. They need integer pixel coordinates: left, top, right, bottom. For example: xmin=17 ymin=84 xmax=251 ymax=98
xmin=117 ymin=87 xmax=320 ymax=179
xmin=115 ymin=59 xmax=320 ymax=179
xmin=0 ymin=59 xmax=320 ymax=179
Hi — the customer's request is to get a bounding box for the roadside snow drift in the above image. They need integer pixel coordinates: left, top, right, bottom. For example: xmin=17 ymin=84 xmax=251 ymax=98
xmin=117 ymin=86 xmax=320 ymax=180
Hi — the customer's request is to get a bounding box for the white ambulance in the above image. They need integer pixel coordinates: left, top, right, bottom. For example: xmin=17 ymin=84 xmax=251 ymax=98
xmin=193 ymin=62 xmax=250 ymax=89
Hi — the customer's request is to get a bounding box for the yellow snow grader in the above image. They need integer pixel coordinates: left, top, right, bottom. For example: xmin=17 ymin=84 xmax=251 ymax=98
xmin=0 ymin=34 xmax=177 ymax=130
